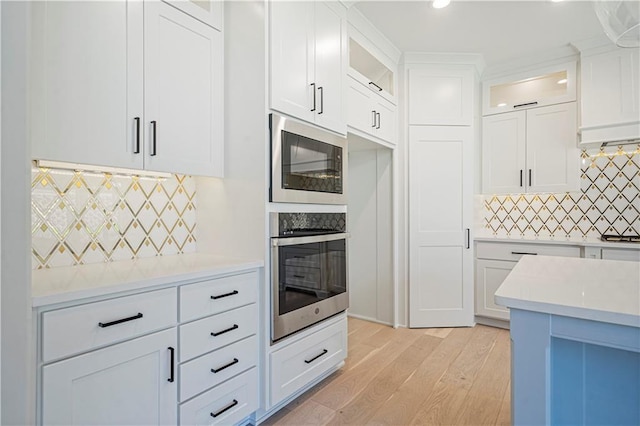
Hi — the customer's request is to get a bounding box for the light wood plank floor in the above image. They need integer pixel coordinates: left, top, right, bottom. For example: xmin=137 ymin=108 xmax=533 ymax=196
xmin=264 ymin=318 xmax=511 ymax=426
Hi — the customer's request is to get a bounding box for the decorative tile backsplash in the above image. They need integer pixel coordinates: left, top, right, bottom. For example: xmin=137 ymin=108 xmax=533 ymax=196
xmin=483 ymin=145 xmax=640 ymax=239
xmin=32 ymin=164 xmax=197 ymax=269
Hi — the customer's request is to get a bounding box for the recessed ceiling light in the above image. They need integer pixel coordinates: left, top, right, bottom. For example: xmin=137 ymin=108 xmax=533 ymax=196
xmin=557 ymin=79 xmax=568 ymax=84
xmin=433 ymin=0 xmax=451 ymax=9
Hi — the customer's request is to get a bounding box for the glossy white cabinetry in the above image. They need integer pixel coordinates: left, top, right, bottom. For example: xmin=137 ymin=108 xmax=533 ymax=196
xmin=408 ymin=67 xmax=474 ymax=126
xmin=164 ymin=0 xmax=223 ymax=30
xmin=482 ymin=102 xmax=579 ymax=194
xmin=579 ymin=47 xmax=640 ymax=145
xmin=269 ymin=315 xmax=347 ymax=406
xmin=347 ymin=75 xmax=396 ymax=144
xmin=474 ymin=241 xmax=581 ymax=324
xmin=348 ymin=33 xmax=396 ymax=104
xmin=31 ymin=1 xmax=224 ymax=177
xmin=42 ymin=328 xmax=178 ymax=425
xmin=270 ymin=1 xmax=347 ymax=134
xmin=37 ymin=268 xmax=260 ymax=425
xmin=482 ymin=61 xmax=576 ymax=116
xmin=408 ymin=126 xmax=474 ymax=327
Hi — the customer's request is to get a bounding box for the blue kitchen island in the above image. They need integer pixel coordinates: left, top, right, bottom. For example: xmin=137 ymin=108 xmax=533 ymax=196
xmin=495 ymin=255 xmax=640 ymax=425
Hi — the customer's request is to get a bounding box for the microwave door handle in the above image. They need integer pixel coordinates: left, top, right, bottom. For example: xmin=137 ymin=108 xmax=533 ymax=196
xmin=272 ymin=232 xmax=350 ymax=247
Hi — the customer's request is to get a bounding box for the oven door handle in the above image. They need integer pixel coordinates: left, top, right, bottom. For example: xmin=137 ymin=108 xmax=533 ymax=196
xmin=272 ymin=232 xmax=350 ymax=247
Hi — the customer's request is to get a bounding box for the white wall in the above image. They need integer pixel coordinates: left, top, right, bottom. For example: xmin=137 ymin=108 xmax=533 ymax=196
xmin=195 ymin=0 xmax=267 ymax=261
xmin=1 ymin=2 xmax=33 ymax=423
xmin=348 ymin=145 xmax=393 ymax=325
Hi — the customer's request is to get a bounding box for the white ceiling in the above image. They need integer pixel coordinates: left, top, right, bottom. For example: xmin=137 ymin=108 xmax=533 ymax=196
xmin=353 ymin=0 xmax=607 ymax=67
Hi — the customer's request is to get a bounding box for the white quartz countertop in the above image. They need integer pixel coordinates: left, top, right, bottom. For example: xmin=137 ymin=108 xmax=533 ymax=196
xmin=32 ymin=253 xmax=264 ymax=308
xmin=475 ymin=235 xmax=640 ymax=250
xmin=495 ymin=255 xmax=640 ymax=328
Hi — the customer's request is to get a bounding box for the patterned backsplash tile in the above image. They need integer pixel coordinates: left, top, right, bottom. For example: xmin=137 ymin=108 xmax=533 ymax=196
xmin=483 ymin=145 xmax=640 ymax=239
xmin=32 ymin=164 xmax=197 ymax=269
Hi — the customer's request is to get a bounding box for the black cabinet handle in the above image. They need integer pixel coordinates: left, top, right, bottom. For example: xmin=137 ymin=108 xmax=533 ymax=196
xmin=372 ymin=110 xmax=377 ymax=128
xmin=211 ymin=324 xmax=239 ymax=337
xmin=150 ymin=120 xmax=157 ymax=156
xmin=466 ymin=228 xmax=470 ymax=249
xmin=514 ymin=101 xmax=538 ymax=109
xmin=376 ymin=112 xmax=381 ymax=129
xmin=310 ymin=83 xmax=316 ymax=112
xmin=98 ymin=312 xmax=143 ymax=328
xmin=210 ymin=399 xmax=238 ymax=418
xmin=511 ymin=251 xmax=537 ymax=256
xmin=304 ymin=349 xmax=328 ymax=364
xmin=293 ymin=274 xmax=305 ymax=278
xmin=368 ymin=81 xmax=383 ymax=91
xmin=318 ymin=86 xmax=324 ymax=115
xmin=133 ymin=117 xmax=140 ymax=154
xmin=519 ymin=170 xmax=523 ymax=187
xmin=528 ymin=169 xmax=532 ymax=187
xmin=210 ymin=290 xmax=238 ymax=300
xmin=211 ymin=358 xmax=239 ymax=373
xmin=168 ymin=347 xmax=175 ymax=383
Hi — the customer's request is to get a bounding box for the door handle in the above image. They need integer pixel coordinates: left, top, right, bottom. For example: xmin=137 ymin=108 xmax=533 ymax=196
xmin=304 ymin=349 xmax=328 ymax=364
xmin=465 ymin=228 xmax=470 ymax=249
xmin=519 ymin=170 xmax=523 ymax=187
xmin=211 ymin=358 xmax=239 ymax=374
xmin=210 ymin=400 xmax=238 ymax=418
xmin=528 ymin=169 xmax=532 ymax=187
xmin=372 ymin=110 xmax=377 ymax=127
xmin=98 ymin=312 xmax=143 ymax=328
xmin=318 ymin=86 xmax=324 ymax=115
xmin=310 ymin=83 xmax=316 ymax=112
xmin=133 ymin=117 xmax=140 ymax=154
xmin=167 ymin=347 xmax=175 ymax=383
xmin=211 ymin=324 xmax=239 ymax=337
xmin=211 ymin=290 xmax=239 ymax=300
xmin=368 ymin=81 xmax=383 ymax=91
xmin=150 ymin=121 xmax=157 ymax=156
xmin=376 ymin=112 xmax=381 ymax=129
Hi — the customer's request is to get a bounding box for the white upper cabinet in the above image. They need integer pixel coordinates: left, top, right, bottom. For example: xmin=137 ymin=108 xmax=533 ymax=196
xmin=482 ymin=61 xmax=576 ymax=116
xmin=348 ymin=37 xmax=396 ymax=104
xmin=31 ymin=1 xmax=144 ymax=170
xmin=347 ymin=75 xmax=396 ymax=145
xmin=408 ymin=67 xmax=474 ymax=126
xmin=578 ymin=47 xmax=640 ymax=145
xmin=31 ymin=1 xmax=224 ymax=177
xmin=270 ymin=1 xmax=347 ymax=135
xmin=164 ymin=0 xmax=223 ymax=30
xmin=482 ymin=102 xmax=580 ymax=194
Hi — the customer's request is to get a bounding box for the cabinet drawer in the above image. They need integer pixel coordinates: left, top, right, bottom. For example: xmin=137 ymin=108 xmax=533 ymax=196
xmin=42 ymin=288 xmax=177 ymax=362
xmin=476 ymin=242 xmax=580 ymax=261
xmin=180 ymin=335 xmax=258 ymax=402
xmin=180 ymin=271 xmax=258 ymax=322
xmin=179 ymin=367 xmax=258 ymax=426
xmin=270 ymin=317 xmax=347 ymax=406
xmin=180 ymin=304 xmax=258 ymax=362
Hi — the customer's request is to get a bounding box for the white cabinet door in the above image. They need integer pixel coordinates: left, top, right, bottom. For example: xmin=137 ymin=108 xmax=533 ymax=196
xmin=482 ymin=111 xmax=526 ymax=194
xmin=526 ymin=103 xmax=579 ymax=193
xmin=475 ymin=259 xmax=513 ymax=321
xmin=42 ymin=328 xmax=177 ymax=425
xmin=347 ymin=78 xmax=376 ymax=133
xmin=580 ymin=48 xmax=640 ymax=144
xmin=31 ymin=1 xmax=144 ymax=170
xmin=409 ymin=126 xmax=474 ymax=327
xmin=269 ymin=1 xmax=315 ymax=124
xmin=375 ymin=96 xmax=396 ymax=144
xmin=408 ymin=68 xmax=474 ymax=126
xmin=164 ymin=0 xmax=223 ymax=30
xmin=313 ymin=1 xmax=346 ymax=134
xmin=144 ymin=1 xmax=224 ymax=177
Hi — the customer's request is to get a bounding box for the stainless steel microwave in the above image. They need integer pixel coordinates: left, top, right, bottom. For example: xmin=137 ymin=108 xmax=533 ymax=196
xmin=270 ymin=113 xmax=347 ymax=205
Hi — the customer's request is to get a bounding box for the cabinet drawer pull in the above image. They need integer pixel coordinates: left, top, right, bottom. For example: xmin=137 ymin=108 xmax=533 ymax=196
xmin=168 ymin=347 xmax=175 ymax=383
xmin=376 ymin=112 xmax=381 ymax=129
xmin=211 ymin=358 xmax=239 ymax=373
xmin=150 ymin=120 xmax=157 ymax=156
xmin=318 ymin=86 xmax=324 ymax=115
xmin=210 ymin=399 xmax=238 ymax=418
xmin=310 ymin=82 xmax=316 ymax=112
xmin=210 ymin=324 xmax=239 ymax=337
xmin=372 ymin=110 xmax=377 ymax=128
xmin=133 ymin=117 xmax=140 ymax=154
xmin=98 ymin=312 xmax=143 ymax=328
xmin=210 ymin=290 xmax=238 ymax=300
xmin=511 ymin=251 xmax=537 ymax=256
xmin=368 ymin=81 xmax=383 ymax=91
xmin=293 ymin=274 xmax=305 ymax=279
xmin=304 ymin=349 xmax=328 ymax=364
xmin=513 ymin=101 xmax=538 ymax=109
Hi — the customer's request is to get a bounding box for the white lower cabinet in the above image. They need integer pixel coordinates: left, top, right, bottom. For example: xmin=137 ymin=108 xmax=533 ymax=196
xmin=601 ymin=248 xmax=640 ymax=262
xmin=42 ymin=328 xmax=177 ymax=425
xmin=269 ymin=316 xmax=347 ymax=407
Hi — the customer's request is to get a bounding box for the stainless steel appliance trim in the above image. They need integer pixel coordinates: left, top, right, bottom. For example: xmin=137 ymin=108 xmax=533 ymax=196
xmin=270 ymin=113 xmax=348 ymax=205
xmin=272 ymin=232 xmax=350 ymax=247
xmin=271 ymin=233 xmax=349 ymax=342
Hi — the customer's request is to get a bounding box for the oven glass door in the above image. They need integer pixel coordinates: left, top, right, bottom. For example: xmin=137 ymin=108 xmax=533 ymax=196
xmin=281 ymin=130 xmax=343 ymax=195
xmin=276 ymin=236 xmax=346 ymax=316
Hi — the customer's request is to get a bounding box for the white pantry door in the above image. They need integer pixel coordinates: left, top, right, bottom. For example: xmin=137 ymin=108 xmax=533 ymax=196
xmin=409 ymin=126 xmax=474 ymax=328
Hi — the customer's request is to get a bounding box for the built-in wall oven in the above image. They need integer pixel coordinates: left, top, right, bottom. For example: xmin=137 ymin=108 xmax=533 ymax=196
xmin=270 ymin=213 xmax=349 ymax=342
xmin=270 ymin=113 xmax=347 ymax=205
